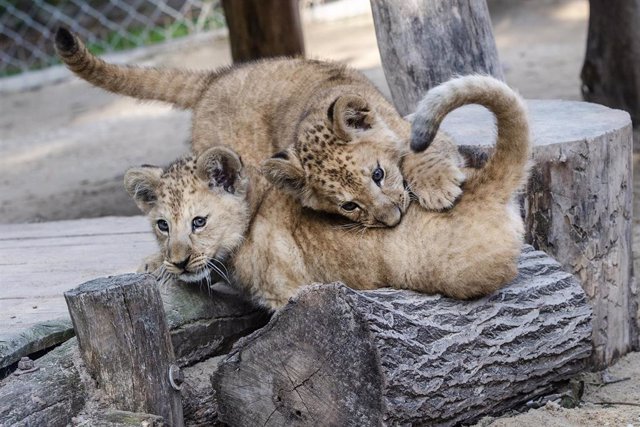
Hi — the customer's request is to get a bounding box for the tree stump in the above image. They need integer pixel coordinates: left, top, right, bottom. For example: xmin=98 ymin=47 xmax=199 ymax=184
xmin=369 ymin=0 xmax=504 ymax=116
xmin=64 ymin=274 xmax=183 ymax=427
xmin=439 ymin=99 xmax=636 ymax=368
xmin=213 ymin=246 xmax=593 ymax=426
xmin=221 ymin=0 xmax=304 ymax=63
xmin=581 ymin=0 xmax=640 ymax=129
xmin=0 ymin=278 xmax=267 ymax=426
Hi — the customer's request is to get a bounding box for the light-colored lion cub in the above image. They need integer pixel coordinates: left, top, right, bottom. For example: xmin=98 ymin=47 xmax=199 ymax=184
xmin=55 ymin=27 xmax=465 ymax=228
xmin=125 ymin=76 xmax=530 ymax=310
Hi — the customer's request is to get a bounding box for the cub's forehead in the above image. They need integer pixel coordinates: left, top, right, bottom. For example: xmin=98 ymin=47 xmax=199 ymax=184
xmin=156 ymin=157 xmax=202 ymax=214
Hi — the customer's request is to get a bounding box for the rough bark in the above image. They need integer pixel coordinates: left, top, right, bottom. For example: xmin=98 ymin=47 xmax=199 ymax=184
xmin=0 ymin=277 xmax=269 ymax=427
xmin=0 ymin=339 xmax=85 ymax=427
xmin=221 ymin=0 xmax=304 ymax=63
xmin=581 ymin=0 xmax=640 ymax=126
xmin=64 ymin=274 xmax=183 ymax=427
xmin=369 ymin=0 xmax=503 ymax=115
xmin=71 ymin=409 xmax=165 ymax=426
xmin=440 ymin=99 xmax=637 ymax=368
xmin=0 ymin=278 xmax=269 ymax=374
xmin=213 ymin=246 xmax=593 ymax=426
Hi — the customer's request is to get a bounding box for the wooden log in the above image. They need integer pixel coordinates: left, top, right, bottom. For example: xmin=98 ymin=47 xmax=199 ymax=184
xmin=439 ymin=99 xmax=637 ymax=368
xmin=64 ymin=274 xmax=183 ymax=426
xmin=221 ymin=0 xmax=304 ymax=63
xmin=71 ymin=409 xmax=164 ymax=426
xmin=213 ymin=246 xmax=593 ymax=426
xmin=162 ymin=281 xmax=270 ymax=366
xmin=369 ymin=0 xmax=504 ymax=116
xmin=581 ymin=0 xmax=640 ymax=127
xmin=0 ymin=276 xmax=269 ymax=426
xmin=0 ymin=339 xmax=85 ymax=426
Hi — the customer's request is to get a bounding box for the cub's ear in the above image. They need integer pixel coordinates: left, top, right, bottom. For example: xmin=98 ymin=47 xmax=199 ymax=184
xmin=196 ymin=146 xmax=246 ymax=195
xmin=124 ymin=166 xmax=163 ymax=214
xmin=328 ymin=94 xmax=375 ymax=142
xmin=261 ymin=149 xmax=306 ymax=195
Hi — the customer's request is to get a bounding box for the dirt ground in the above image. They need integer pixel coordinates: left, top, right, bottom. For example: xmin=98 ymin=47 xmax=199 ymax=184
xmin=0 ymin=0 xmax=638 ymax=425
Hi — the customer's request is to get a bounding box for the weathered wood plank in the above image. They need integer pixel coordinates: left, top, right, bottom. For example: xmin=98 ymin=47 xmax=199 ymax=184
xmin=0 ymin=216 xmax=156 ymax=341
xmin=213 ymin=247 xmax=593 ymax=426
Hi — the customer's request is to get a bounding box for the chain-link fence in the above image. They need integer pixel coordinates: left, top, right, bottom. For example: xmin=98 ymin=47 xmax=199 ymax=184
xmin=0 ymin=0 xmax=226 ymax=77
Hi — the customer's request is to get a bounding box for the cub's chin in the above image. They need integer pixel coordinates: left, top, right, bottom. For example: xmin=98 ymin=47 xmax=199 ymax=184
xmin=177 ymin=268 xmax=212 ymax=283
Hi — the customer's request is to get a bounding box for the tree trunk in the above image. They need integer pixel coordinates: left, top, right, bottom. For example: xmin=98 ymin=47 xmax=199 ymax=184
xmin=221 ymin=0 xmax=304 ymax=63
xmin=369 ymin=0 xmax=504 ymax=115
xmin=440 ymin=99 xmax=637 ymax=368
xmin=64 ymin=274 xmax=183 ymax=427
xmin=213 ymin=246 xmax=593 ymax=426
xmin=581 ymin=0 xmax=640 ymax=127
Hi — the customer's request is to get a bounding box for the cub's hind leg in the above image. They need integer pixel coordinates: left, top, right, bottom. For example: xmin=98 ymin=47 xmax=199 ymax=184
xmin=402 ymin=135 xmax=466 ymax=211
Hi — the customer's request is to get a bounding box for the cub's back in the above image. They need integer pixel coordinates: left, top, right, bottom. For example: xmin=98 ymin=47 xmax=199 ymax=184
xmin=190 ymin=58 xmax=388 ymax=163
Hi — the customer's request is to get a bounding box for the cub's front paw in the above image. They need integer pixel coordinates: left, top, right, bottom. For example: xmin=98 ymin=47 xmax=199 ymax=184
xmin=137 ymin=253 xmax=164 ymax=276
xmin=410 ymin=167 xmax=465 ymax=211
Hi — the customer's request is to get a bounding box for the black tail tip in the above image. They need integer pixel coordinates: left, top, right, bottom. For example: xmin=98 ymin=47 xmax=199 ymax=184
xmin=54 ymin=27 xmax=77 ymax=53
xmin=410 ymin=126 xmax=436 ymax=152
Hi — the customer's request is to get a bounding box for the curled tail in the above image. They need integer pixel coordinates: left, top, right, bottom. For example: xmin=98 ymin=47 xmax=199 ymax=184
xmin=54 ymin=27 xmax=214 ymax=109
xmin=410 ymin=75 xmax=530 ymax=203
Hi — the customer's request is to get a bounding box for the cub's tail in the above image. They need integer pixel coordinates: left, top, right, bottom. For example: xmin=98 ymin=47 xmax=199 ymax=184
xmin=410 ymin=75 xmax=530 ymax=203
xmin=54 ymin=27 xmax=213 ymax=109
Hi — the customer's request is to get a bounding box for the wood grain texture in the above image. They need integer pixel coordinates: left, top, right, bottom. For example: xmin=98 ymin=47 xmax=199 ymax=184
xmin=440 ymin=100 xmax=637 ymax=368
xmin=0 ymin=339 xmax=85 ymax=427
xmin=213 ymin=247 xmax=592 ymax=426
xmin=370 ymin=0 xmax=503 ymax=115
xmin=0 ymin=216 xmax=155 ymax=343
xmin=0 ymin=281 xmax=268 ymax=427
xmin=64 ymin=274 xmax=183 ymax=426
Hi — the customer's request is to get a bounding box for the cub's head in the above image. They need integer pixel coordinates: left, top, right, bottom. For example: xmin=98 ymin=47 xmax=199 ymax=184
xmin=124 ymin=147 xmax=249 ymax=283
xmin=263 ymin=94 xmax=409 ymax=228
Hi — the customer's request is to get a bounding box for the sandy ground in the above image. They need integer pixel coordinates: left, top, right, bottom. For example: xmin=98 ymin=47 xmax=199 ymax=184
xmin=1 ymin=0 xmax=639 ymax=425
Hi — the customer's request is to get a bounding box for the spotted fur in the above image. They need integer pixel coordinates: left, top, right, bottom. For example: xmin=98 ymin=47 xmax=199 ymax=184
xmin=126 ymin=76 xmax=531 ymax=310
xmin=56 ymin=27 xmax=465 ymax=228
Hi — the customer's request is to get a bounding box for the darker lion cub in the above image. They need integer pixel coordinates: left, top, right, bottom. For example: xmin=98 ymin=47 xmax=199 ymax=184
xmin=55 ymin=27 xmax=465 ymax=228
xmin=125 ymin=76 xmax=531 ymax=309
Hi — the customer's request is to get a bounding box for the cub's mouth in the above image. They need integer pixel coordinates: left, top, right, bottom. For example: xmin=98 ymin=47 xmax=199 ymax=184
xmin=169 ymin=256 xmax=230 ymax=284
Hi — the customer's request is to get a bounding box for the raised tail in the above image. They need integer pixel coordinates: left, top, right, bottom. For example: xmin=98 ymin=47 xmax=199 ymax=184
xmin=410 ymin=75 xmax=530 ymax=203
xmin=54 ymin=27 xmax=214 ymax=109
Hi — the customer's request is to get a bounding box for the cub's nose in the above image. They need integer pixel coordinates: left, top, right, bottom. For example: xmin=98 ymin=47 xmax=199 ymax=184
xmin=172 ymin=256 xmax=191 ymax=271
xmin=379 ymin=205 xmax=402 ymax=227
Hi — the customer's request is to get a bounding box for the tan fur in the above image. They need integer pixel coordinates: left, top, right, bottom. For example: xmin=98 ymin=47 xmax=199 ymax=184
xmin=55 ymin=28 xmax=465 ymax=227
xmin=125 ymin=76 xmax=531 ymax=310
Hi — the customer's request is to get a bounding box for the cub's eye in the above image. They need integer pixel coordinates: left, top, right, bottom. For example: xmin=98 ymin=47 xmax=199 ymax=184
xmin=157 ymin=219 xmax=169 ymax=232
xmin=341 ymin=202 xmax=359 ymax=212
xmin=372 ymin=167 xmax=385 ymax=185
xmin=192 ymin=216 xmax=207 ymax=230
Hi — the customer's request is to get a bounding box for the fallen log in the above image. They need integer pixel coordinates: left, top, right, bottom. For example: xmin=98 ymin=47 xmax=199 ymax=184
xmin=0 ymin=339 xmax=85 ymax=427
xmin=213 ymin=246 xmax=593 ymax=426
xmin=64 ymin=274 xmax=184 ymax=426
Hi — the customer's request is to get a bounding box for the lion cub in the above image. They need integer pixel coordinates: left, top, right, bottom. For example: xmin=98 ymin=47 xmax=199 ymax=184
xmin=125 ymin=76 xmax=530 ymax=309
xmin=55 ymin=28 xmax=465 ymax=228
